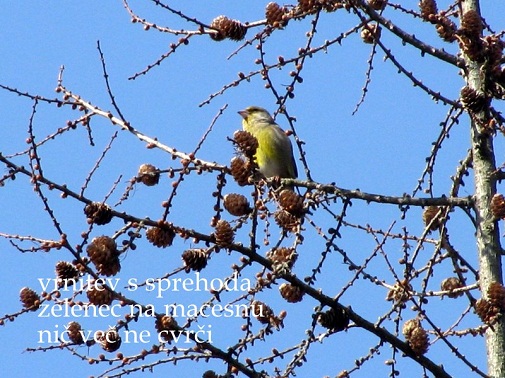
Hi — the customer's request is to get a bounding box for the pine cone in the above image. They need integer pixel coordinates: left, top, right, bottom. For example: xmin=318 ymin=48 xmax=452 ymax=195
xmin=182 ymin=249 xmax=208 ymax=272
xmin=368 ymin=0 xmax=386 ymax=11
xmin=386 ymin=279 xmax=413 ymax=302
xmin=202 ymin=371 xmax=220 ymax=378
xmin=440 ymin=277 xmax=464 ymax=298
xmin=409 ymin=327 xmax=429 ymax=355
xmin=322 ymin=1 xmax=343 ymax=12
xmin=55 ymin=261 xmax=80 ymax=285
xmin=20 ymin=287 xmax=41 ymax=311
xmin=137 ymin=164 xmax=160 ymax=186
xmin=84 ymin=202 xmax=113 ymax=225
xmin=460 ymin=86 xmax=489 ymax=113
xmin=402 ymin=318 xmax=418 ymax=338
xmin=210 ymin=16 xmax=247 ymax=41
xmin=155 ymin=315 xmax=181 ymax=341
xmin=318 ymin=307 xmax=349 ymax=332
xmin=233 ymin=130 xmax=258 ymax=159
xmin=278 ymin=189 xmax=304 ymax=217
xmin=98 ymin=329 xmax=121 ymax=352
xmin=230 ymin=157 xmax=253 ymax=186
xmin=460 ymin=10 xmax=483 ymax=39
xmin=475 ymin=298 xmax=500 ymax=323
xmin=298 ymin=0 xmax=319 ymax=14
xmin=274 ymin=209 xmax=300 ymax=232
xmin=265 ymin=2 xmax=288 ymax=28
xmin=86 ymin=236 xmax=121 ymax=276
xmin=279 ymin=283 xmax=304 ymax=303
xmin=491 ymin=194 xmax=505 ymax=219
xmin=419 ymin=0 xmax=438 ymax=23
xmin=146 ymin=222 xmax=175 ymax=248
xmin=87 ymin=282 xmax=114 ymax=306
xmin=422 ymin=206 xmax=443 ymax=231
xmin=214 ymin=220 xmax=234 ymax=248
xmin=266 ymin=247 xmax=298 ymax=270
xmin=223 ymin=193 xmax=252 ymax=216
xmin=484 ymin=35 xmax=505 ymax=67
xmin=402 ymin=319 xmax=429 ymax=355
xmin=67 ymin=321 xmax=85 ymax=344
xmin=251 ymin=300 xmax=277 ymax=326
xmin=436 ymin=17 xmax=457 ymax=43
xmin=488 ymin=282 xmax=505 ymax=311
xmin=361 ymin=23 xmax=381 ymax=44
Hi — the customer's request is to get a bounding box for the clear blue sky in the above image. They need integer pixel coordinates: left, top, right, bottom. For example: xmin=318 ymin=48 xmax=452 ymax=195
xmin=1 ymin=2 xmax=504 ymax=377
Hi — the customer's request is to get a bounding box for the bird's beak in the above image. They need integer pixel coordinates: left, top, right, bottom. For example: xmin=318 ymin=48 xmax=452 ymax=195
xmin=238 ymin=110 xmax=248 ymax=119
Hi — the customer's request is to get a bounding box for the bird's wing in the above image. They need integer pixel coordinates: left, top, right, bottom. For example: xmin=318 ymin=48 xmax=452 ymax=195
xmin=271 ymin=124 xmax=297 ymax=179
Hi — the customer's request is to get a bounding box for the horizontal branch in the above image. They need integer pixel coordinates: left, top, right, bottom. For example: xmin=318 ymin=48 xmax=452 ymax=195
xmin=284 ymin=178 xmax=474 ymax=208
xmin=0 ymin=151 xmax=473 ymax=214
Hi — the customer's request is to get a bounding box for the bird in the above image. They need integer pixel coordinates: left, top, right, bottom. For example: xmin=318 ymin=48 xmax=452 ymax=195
xmin=238 ymin=106 xmax=298 ymax=183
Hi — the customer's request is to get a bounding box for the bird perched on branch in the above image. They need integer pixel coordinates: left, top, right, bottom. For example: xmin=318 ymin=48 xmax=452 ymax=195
xmin=238 ymin=106 xmax=298 ymax=184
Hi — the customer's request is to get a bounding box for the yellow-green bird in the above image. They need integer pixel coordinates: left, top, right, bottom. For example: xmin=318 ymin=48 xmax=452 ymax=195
xmin=238 ymin=106 xmax=298 ymax=181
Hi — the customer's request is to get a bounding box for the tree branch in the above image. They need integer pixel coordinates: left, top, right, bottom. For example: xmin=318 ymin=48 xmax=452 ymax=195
xmin=285 ymin=178 xmax=473 ymax=208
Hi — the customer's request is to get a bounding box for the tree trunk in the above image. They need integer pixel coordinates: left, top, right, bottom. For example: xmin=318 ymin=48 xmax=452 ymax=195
xmin=462 ymin=1 xmax=505 ymax=376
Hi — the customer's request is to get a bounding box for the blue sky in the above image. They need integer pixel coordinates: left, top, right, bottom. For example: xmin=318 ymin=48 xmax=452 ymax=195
xmin=1 ymin=1 xmax=505 ymax=377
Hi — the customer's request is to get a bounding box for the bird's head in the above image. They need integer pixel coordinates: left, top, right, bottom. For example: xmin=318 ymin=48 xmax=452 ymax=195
xmin=238 ymin=106 xmax=274 ymax=126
